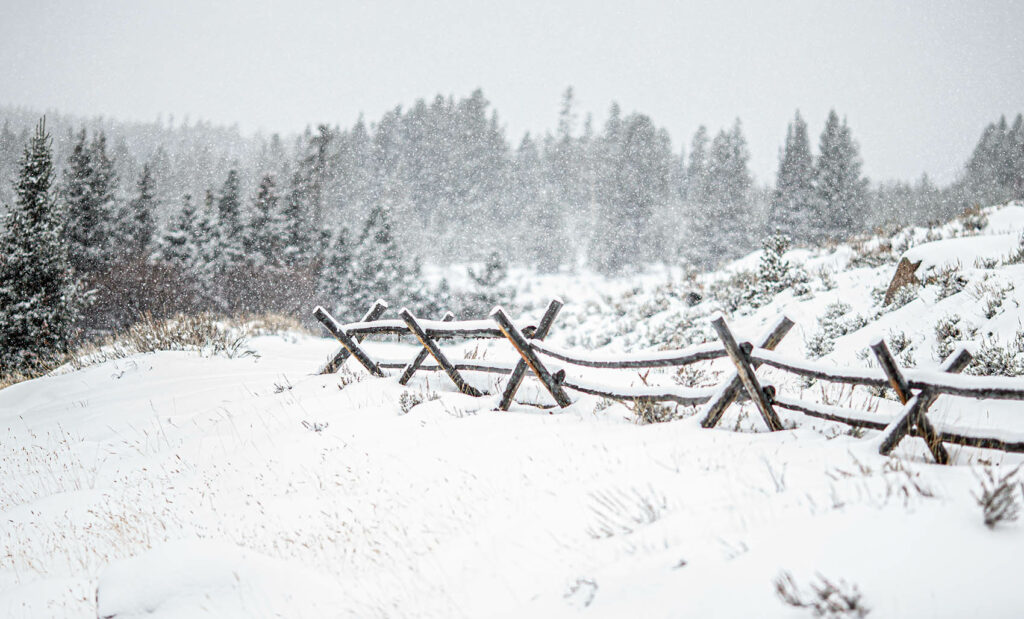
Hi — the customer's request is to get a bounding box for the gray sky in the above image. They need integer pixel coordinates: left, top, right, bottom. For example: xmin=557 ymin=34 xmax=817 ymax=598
xmin=2 ymin=0 xmax=1022 ymax=183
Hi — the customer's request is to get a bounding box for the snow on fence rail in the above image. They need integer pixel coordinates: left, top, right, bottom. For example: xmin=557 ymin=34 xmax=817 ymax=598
xmin=313 ymin=298 xmax=1024 ymax=463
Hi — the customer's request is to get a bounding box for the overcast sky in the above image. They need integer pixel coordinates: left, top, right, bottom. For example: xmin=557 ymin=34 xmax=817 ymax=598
xmin=2 ymin=0 xmax=1022 ymax=183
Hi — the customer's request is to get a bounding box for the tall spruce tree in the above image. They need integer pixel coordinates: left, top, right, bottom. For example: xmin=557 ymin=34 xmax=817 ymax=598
xmin=0 ymin=119 xmax=83 ymax=371
xmin=350 ymin=201 xmax=422 ymax=312
xmin=247 ymin=174 xmax=283 ymax=266
xmin=157 ymin=193 xmax=197 ymax=268
xmin=64 ymin=129 xmax=120 ymax=274
xmin=215 ymin=169 xmax=245 ymax=270
xmin=769 ymin=111 xmax=818 ymax=241
xmin=815 ymin=110 xmax=868 ymax=239
xmin=695 ymin=120 xmax=753 ymax=265
xmin=119 ymin=162 xmax=157 ymax=257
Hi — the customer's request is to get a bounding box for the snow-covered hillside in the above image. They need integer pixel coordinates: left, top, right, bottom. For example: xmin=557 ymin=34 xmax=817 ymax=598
xmin=2 ymin=205 xmax=1024 ymax=618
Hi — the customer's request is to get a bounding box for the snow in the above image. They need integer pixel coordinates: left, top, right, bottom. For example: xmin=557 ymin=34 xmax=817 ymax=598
xmin=3 ymin=204 xmax=1024 ymax=617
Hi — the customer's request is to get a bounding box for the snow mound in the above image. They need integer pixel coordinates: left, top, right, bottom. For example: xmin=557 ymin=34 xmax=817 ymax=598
xmin=96 ymin=540 xmax=344 ymax=619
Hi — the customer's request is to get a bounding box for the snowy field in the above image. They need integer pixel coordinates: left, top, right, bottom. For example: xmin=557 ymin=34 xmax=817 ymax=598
xmin=3 ymin=205 xmax=1024 ymax=617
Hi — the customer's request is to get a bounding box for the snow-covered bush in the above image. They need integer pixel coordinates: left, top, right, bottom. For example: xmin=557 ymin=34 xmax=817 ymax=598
xmin=925 ymin=265 xmax=968 ymax=301
xmin=807 ymin=302 xmax=867 ymax=359
xmin=933 ymin=314 xmax=977 ymax=360
xmin=774 ymin=571 xmax=870 ymax=618
xmin=630 ymin=399 xmax=680 ymax=424
xmin=972 ymin=466 xmax=1022 ymax=528
xmin=965 ymin=336 xmax=1024 ymax=377
xmin=398 ymin=389 xmax=440 ymax=415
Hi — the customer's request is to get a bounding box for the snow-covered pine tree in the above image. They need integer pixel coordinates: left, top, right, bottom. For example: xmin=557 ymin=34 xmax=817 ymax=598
xmin=156 ymin=193 xmax=197 ymax=268
xmin=215 ymin=169 xmax=246 ymax=270
xmin=686 ymin=125 xmax=711 ymax=205
xmin=63 ymin=129 xmax=120 ymax=274
xmin=192 ymin=189 xmax=221 ymax=283
xmin=281 ymin=169 xmax=315 ymax=268
xmin=463 ymin=250 xmax=511 ymax=315
xmin=350 ymin=201 xmax=422 ymax=312
xmin=118 ymin=162 xmax=158 ymax=258
xmin=247 ymin=174 xmax=283 ymax=266
xmin=316 ymin=226 xmax=354 ymax=316
xmin=694 ymin=120 xmax=753 ymax=265
xmin=815 ymin=110 xmax=868 ymax=240
xmin=769 ymin=111 xmax=819 ymax=242
xmin=0 ymin=119 xmax=83 ymax=371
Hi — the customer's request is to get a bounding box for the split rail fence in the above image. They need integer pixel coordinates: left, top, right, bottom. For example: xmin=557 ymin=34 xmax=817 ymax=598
xmin=313 ymin=298 xmax=1024 ymax=464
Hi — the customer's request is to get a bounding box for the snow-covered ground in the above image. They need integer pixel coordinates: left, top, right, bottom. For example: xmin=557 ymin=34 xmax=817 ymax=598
xmin=3 ymin=205 xmax=1024 ymax=617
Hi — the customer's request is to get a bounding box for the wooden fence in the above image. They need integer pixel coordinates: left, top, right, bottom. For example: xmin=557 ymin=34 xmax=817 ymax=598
xmin=313 ymin=298 xmax=1024 ymax=464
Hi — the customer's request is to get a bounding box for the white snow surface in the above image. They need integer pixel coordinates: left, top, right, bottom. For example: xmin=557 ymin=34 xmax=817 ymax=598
xmin=3 ymin=204 xmax=1024 ymax=617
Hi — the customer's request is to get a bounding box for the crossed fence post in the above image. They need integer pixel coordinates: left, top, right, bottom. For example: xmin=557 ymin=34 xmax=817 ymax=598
xmin=700 ymin=315 xmax=794 ymax=430
xmin=399 ymin=308 xmax=483 ymax=397
xmin=871 ymin=340 xmax=973 ymax=464
xmin=398 ymin=311 xmax=455 ymax=385
xmin=491 ymin=305 xmax=572 ymax=408
xmin=497 ymin=298 xmax=564 ymax=410
xmin=706 ymin=315 xmax=786 ymax=431
xmin=313 ymin=305 xmax=385 ymax=377
xmin=317 ymin=300 xmax=388 ymax=374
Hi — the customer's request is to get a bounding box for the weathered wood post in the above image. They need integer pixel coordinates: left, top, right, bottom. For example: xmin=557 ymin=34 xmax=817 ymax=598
xmin=701 ymin=315 xmax=794 ymax=428
xmin=318 ymin=299 xmax=388 ymax=374
xmin=710 ymin=316 xmax=784 ymax=431
xmin=313 ymin=306 xmax=384 ymax=377
xmin=497 ymin=298 xmax=564 ymax=410
xmin=398 ymin=308 xmax=483 ymax=397
xmin=399 ymin=311 xmax=455 ymax=385
xmin=875 ymin=345 xmax=972 ymax=463
xmin=491 ymin=306 xmax=572 ymax=408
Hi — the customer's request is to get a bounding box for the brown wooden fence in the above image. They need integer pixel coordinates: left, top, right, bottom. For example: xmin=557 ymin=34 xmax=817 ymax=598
xmin=313 ymin=298 xmax=1024 ymax=464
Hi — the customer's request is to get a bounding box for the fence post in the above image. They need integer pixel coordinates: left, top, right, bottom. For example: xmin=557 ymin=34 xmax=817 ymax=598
xmin=313 ymin=306 xmax=384 ymax=377
xmin=701 ymin=315 xmax=793 ymax=428
xmin=491 ymin=306 xmax=573 ymax=408
xmin=710 ymin=316 xmax=784 ymax=431
xmin=497 ymin=298 xmax=563 ymax=410
xmin=876 ymin=346 xmax=972 ymax=463
xmin=318 ymin=300 xmax=388 ymax=374
xmin=399 ymin=308 xmax=483 ymax=397
xmin=399 ymin=311 xmax=454 ymax=385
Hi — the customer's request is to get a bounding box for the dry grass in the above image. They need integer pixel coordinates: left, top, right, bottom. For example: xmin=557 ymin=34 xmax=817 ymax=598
xmin=0 ymin=312 xmax=308 ymax=390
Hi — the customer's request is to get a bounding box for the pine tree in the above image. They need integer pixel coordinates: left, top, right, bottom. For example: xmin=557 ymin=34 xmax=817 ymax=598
xmin=215 ymin=169 xmax=245 ymax=270
xmin=694 ymin=120 xmax=753 ymax=265
xmin=281 ymin=168 xmax=315 ymax=268
xmin=64 ymin=129 xmax=120 ymax=273
xmin=0 ymin=119 xmax=83 ymax=371
xmin=119 ymin=162 xmax=158 ymax=258
xmin=350 ymin=201 xmax=422 ymax=311
xmin=769 ymin=111 xmax=819 ymax=241
xmin=157 ymin=193 xmax=197 ymax=268
xmin=686 ymin=125 xmax=710 ymax=205
xmin=317 ymin=226 xmax=354 ymax=316
xmin=247 ymin=174 xmax=283 ymax=266
xmin=816 ymin=110 xmax=868 ymax=239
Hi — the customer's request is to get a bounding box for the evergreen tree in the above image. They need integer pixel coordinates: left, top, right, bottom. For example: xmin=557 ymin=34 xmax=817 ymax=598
xmin=317 ymin=226 xmax=354 ymax=315
xmin=815 ymin=110 xmax=868 ymax=239
xmin=247 ymin=174 xmax=283 ymax=266
xmin=119 ymin=162 xmax=158 ymax=257
xmin=769 ymin=111 xmax=819 ymax=241
xmin=0 ymin=119 xmax=83 ymax=371
xmin=694 ymin=120 xmax=753 ymax=265
xmin=157 ymin=193 xmax=197 ymax=268
xmin=215 ymin=169 xmax=245 ymax=269
xmin=686 ymin=125 xmax=710 ymax=205
xmin=350 ymin=201 xmax=421 ymax=311
xmin=281 ymin=168 xmax=315 ymax=268
xmin=63 ymin=129 xmax=120 ymax=273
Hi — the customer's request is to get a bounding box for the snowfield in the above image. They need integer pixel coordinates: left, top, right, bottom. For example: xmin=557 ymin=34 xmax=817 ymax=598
xmin=3 ymin=205 xmax=1024 ymax=618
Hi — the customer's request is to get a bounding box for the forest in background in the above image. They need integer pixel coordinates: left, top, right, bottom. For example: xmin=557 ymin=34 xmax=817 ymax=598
xmin=0 ymin=89 xmax=1022 ymax=353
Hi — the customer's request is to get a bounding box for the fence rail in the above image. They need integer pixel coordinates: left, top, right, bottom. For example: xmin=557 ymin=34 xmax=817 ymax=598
xmin=313 ymin=299 xmax=1024 ymax=462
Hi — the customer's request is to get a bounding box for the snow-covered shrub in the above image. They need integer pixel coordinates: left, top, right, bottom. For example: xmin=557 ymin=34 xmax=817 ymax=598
xmin=933 ymin=314 xmax=977 ymax=360
xmin=398 ymin=389 xmax=440 ymax=415
xmin=1003 ymin=233 xmax=1024 ymax=265
xmin=965 ymin=337 xmax=1024 ymax=377
xmin=815 ymin=265 xmax=837 ymax=291
xmin=849 ymin=237 xmax=896 ymax=268
xmin=807 ymin=302 xmax=867 ymax=359
xmin=751 ymin=235 xmax=811 ymax=304
xmin=958 ymin=208 xmax=988 ymax=234
xmin=630 ymin=398 xmax=680 ymax=424
xmin=972 ymin=278 xmax=1014 ymax=319
xmin=972 ymin=466 xmax=1022 ymax=528
xmin=710 ymin=270 xmax=759 ymax=313
xmin=774 ymin=571 xmax=870 ymax=618
xmin=925 ymin=265 xmax=968 ymax=301
xmin=887 ymin=330 xmax=917 ymax=367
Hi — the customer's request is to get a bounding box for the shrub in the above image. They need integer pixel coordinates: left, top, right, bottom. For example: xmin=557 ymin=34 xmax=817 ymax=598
xmin=775 ymin=571 xmax=870 ymax=618
xmin=965 ymin=336 xmax=1024 ymax=377
xmin=398 ymin=388 xmax=440 ymax=414
xmin=807 ymin=302 xmax=867 ymax=359
xmin=925 ymin=265 xmax=968 ymax=301
xmin=933 ymin=314 xmax=977 ymax=361
xmin=972 ymin=465 xmax=1022 ymax=528
xmin=630 ymin=398 xmax=681 ymax=424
